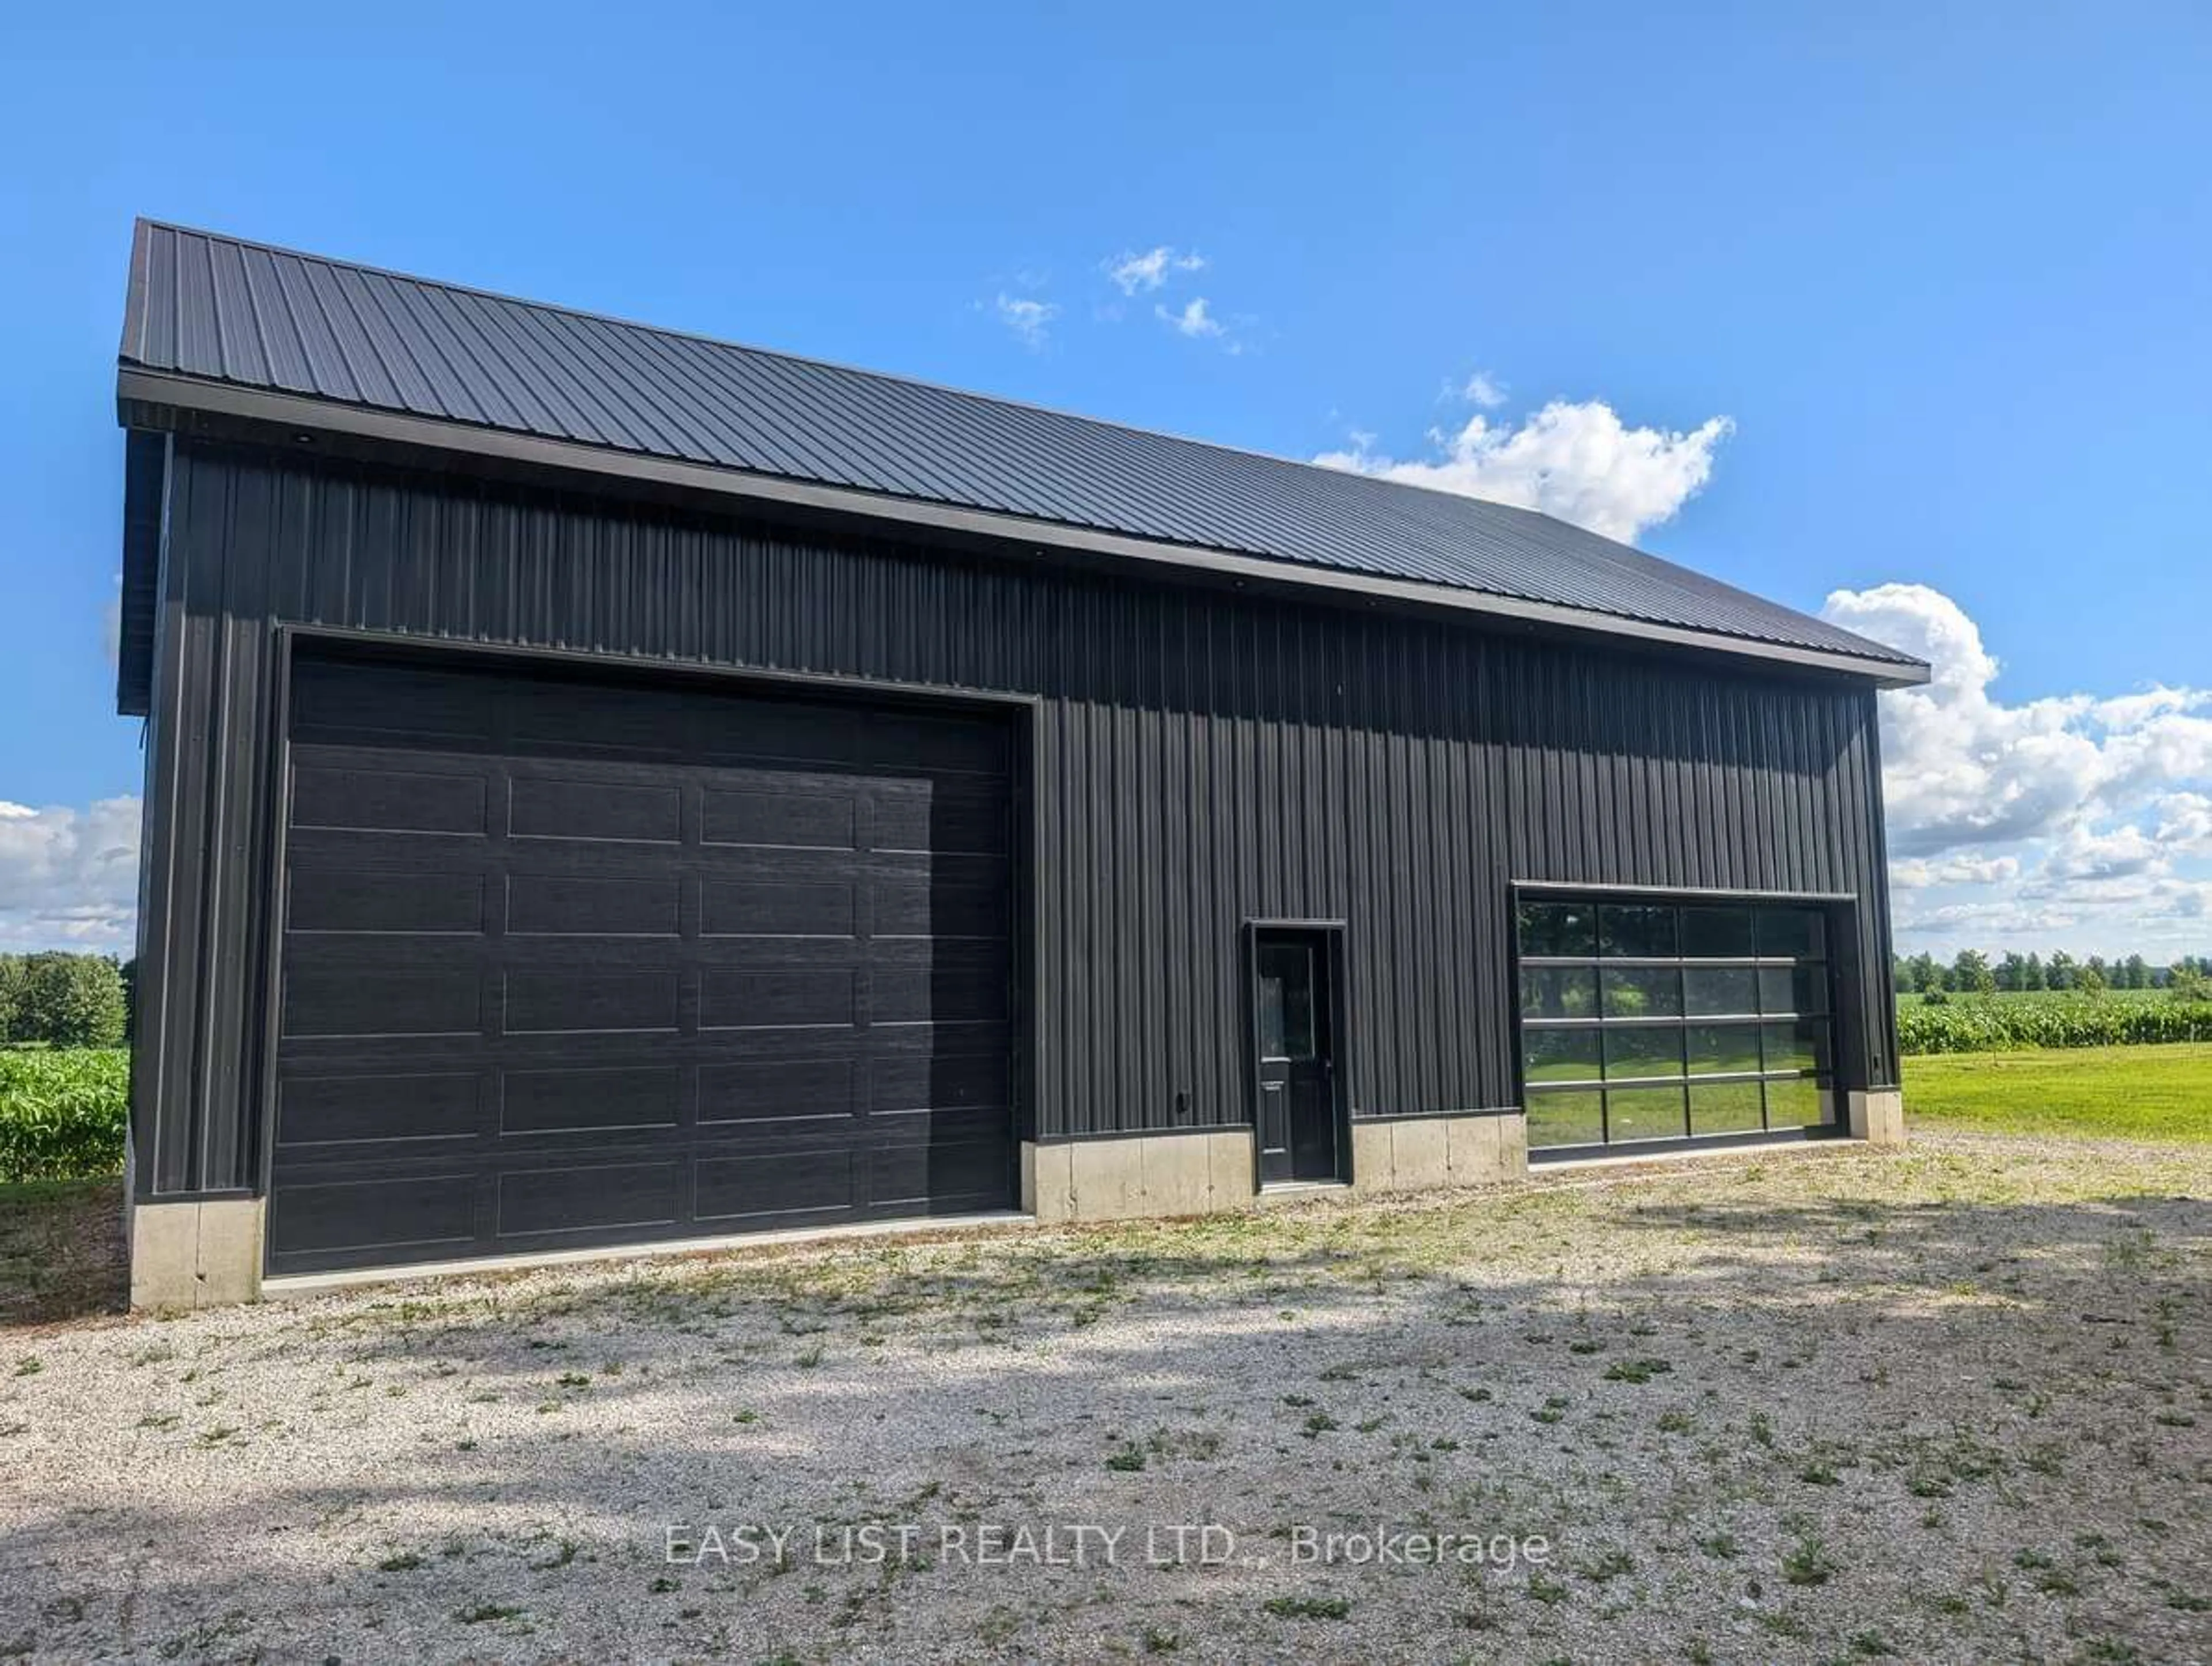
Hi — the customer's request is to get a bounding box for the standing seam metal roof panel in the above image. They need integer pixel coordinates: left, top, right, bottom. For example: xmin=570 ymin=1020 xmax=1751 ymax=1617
xmin=117 ymin=219 xmax=1924 ymax=673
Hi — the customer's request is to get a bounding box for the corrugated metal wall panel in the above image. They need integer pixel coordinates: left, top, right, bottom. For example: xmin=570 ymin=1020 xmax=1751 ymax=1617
xmin=131 ymin=442 xmax=1901 ymax=1195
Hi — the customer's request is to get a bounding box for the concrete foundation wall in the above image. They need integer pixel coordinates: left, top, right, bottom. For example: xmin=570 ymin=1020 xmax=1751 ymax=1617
xmin=1350 ymin=1112 xmax=1528 ymax=1196
xmin=130 ymin=1198 xmax=264 ymax=1311
xmin=1022 ymin=1129 xmax=1259 ymax=1224
xmin=1849 ymin=1089 xmax=1907 ymax=1148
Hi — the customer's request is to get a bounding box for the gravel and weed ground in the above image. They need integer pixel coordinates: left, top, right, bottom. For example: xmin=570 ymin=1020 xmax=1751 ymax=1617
xmin=3 ymin=1131 xmax=2208 ymax=1663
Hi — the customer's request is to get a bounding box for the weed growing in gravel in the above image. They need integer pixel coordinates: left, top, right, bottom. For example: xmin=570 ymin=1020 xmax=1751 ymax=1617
xmin=1781 ymin=1531 xmax=1837 ymax=1587
xmin=1601 ymin=1357 xmax=1672 ymax=1384
xmin=1577 ymin=1548 xmax=1635 ymax=1583
xmin=1262 ymin=1594 xmax=1351 ymax=1621
xmin=1105 ymin=1442 xmax=1146 ymax=1472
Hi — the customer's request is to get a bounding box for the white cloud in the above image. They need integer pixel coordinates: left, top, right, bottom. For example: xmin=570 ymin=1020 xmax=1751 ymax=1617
xmin=994 ymin=293 xmax=1058 ymax=350
xmin=1106 ymin=246 xmax=1205 ymax=296
xmin=1889 ymin=853 xmax=2022 ymax=891
xmin=1459 ymin=371 xmax=1508 ymax=409
xmin=1820 ymin=583 xmax=2212 ymax=956
xmin=0 ymin=796 xmax=141 ymax=951
xmin=2154 ymin=792 xmax=2212 ymax=853
xmin=1316 ymin=399 xmax=1732 ymax=543
xmin=1156 ymin=297 xmax=1224 ymax=340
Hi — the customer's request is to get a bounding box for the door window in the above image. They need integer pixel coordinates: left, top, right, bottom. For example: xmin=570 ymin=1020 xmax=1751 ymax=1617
xmin=1257 ymin=942 xmax=1317 ymax=1060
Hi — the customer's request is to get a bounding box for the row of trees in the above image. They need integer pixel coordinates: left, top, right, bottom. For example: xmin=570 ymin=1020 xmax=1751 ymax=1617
xmin=0 ymin=953 xmax=131 ymax=1049
xmin=1896 ymin=950 xmax=2212 ymax=999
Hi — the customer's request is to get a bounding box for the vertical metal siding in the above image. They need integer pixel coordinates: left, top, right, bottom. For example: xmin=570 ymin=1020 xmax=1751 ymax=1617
xmin=130 ymin=441 xmax=1902 ymax=1195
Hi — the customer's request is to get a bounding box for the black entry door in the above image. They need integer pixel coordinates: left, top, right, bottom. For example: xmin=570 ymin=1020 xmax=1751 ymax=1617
xmin=266 ymin=650 xmax=1017 ymax=1277
xmin=1253 ymin=930 xmax=1341 ymax=1184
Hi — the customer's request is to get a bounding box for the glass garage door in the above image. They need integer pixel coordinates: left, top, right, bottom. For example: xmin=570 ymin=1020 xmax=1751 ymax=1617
xmin=1516 ymin=897 xmax=1836 ymax=1153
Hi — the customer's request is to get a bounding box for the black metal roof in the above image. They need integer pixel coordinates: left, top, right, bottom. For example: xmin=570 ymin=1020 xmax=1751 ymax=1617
xmin=116 ymin=219 xmax=1925 ymax=684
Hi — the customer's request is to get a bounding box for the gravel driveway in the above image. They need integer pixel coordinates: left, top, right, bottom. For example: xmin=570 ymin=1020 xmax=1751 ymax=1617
xmin=3 ymin=1131 xmax=2209 ymax=1664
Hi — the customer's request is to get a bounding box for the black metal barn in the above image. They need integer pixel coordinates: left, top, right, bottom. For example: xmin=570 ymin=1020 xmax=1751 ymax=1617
xmin=110 ymin=222 xmax=1925 ymax=1294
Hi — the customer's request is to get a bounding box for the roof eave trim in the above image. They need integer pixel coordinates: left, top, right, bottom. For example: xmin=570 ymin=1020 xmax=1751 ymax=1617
xmin=115 ymin=366 xmax=1933 ymax=690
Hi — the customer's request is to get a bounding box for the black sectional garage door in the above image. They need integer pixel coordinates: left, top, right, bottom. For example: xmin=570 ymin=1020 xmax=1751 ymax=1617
xmin=266 ymin=650 xmax=1017 ymax=1275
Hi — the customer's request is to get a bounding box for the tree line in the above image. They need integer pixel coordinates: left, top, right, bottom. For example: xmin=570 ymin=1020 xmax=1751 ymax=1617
xmin=1895 ymin=949 xmax=2212 ymax=999
xmin=0 ymin=953 xmax=131 ymax=1049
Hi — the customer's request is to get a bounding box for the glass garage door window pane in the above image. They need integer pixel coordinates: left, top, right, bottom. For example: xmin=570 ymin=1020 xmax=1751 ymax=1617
xmin=1600 ymin=906 xmax=1678 ymax=958
xmin=1604 ymin=1026 xmax=1683 ymax=1081
xmin=1765 ymin=1077 xmax=1828 ymax=1129
xmin=1685 ymin=966 xmax=1759 ymax=1016
xmin=1689 ymin=1079 xmax=1766 ymax=1135
xmin=1756 ymin=907 xmax=1825 ymax=959
xmin=1601 ymin=965 xmax=1683 ymax=1019
xmin=1607 ymin=1085 xmax=1687 ymax=1142
xmin=1527 ymin=1093 xmax=1604 ymax=1148
xmin=1762 ymin=1020 xmax=1830 ymax=1076
xmin=1680 ymin=906 xmax=1755 ymax=958
xmin=1791 ymin=964 xmax=1830 ymax=1015
xmin=1519 ymin=902 xmax=1598 ymax=957
xmin=1522 ymin=965 xmax=1599 ymax=1020
xmin=1524 ymin=1027 xmax=1601 ymax=1085
xmin=1758 ymin=965 xmax=1795 ymax=1016
xmin=1685 ymin=1024 xmax=1762 ymax=1076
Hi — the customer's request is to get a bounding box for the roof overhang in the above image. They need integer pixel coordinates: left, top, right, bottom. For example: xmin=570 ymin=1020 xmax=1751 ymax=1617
xmin=116 ymin=365 xmax=1934 ymax=691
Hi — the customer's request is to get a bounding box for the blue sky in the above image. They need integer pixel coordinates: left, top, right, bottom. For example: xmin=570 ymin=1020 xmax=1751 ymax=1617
xmin=3 ymin=2 xmax=2208 ymax=956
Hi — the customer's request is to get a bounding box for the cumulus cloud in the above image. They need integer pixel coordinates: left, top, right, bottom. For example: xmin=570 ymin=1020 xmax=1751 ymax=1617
xmin=994 ymin=293 xmax=1058 ymax=350
xmin=1105 ymin=245 xmax=1205 ymax=296
xmin=1820 ymin=583 xmax=2212 ymax=954
xmin=1889 ymin=853 xmax=2022 ymax=891
xmin=0 ymin=796 xmax=141 ymax=951
xmin=1316 ymin=400 xmax=1733 ymax=543
xmin=1459 ymin=370 xmax=1508 ymax=409
xmin=1156 ymin=297 xmax=1224 ymax=339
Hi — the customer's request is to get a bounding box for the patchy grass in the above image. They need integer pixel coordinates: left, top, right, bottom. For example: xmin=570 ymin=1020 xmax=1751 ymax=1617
xmin=0 ymin=1176 xmax=124 ymax=1326
xmin=1904 ymin=1044 xmax=2212 ymax=1144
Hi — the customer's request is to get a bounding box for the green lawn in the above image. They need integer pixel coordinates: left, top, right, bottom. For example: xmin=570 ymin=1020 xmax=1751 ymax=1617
xmin=0 ymin=1177 xmax=125 ymax=1325
xmin=1904 ymin=1042 xmax=2212 ymax=1143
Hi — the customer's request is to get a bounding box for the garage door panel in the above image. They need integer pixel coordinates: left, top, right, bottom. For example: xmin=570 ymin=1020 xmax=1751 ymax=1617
xmin=874 ymin=876 xmax=1009 ymax=938
xmin=501 ymin=1066 xmax=683 ymax=1135
xmin=293 ymin=764 xmax=488 ymax=836
xmin=510 ymin=775 xmax=682 ymax=843
xmin=268 ymin=1173 xmax=478 ymax=1260
xmin=504 ymin=969 xmax=681 ymax=1034
xmin=284 ymin=967 xmax=483 ymax=1039
xmin=276 ymin=1071 xmax=483 ymax=1149
xmin=702 ymin=786 xmax=858 ymax=850
xmin=701 ymin=878 xmax=857 ymax=937
xmin=695 ymin=1149 xmax=858 ymax=1224
xmin=870 ymin=1050 xmax=1011 ymax=1115
xmin=874 ymin=789 xmax=1009 ymax=855
xmin=497 ymin=1161 xmax=681 ymax=1239
xmin=289 ymin=868 xmax=488 ymax=936
xmin=698 ymin=1057 xmax=858 ymax=1125
xmin=272 ymin=654 xmax=1017 ymax=1276
xmin=506 ymin=873 xmax=682 ymax=936
xmin=874 ymin=967 xmax=1010 ymax=1025
xmin=697 ymin=967 xmax=858 ymax=1030
xmin=868 ymin=1134 xmax=1016 ymax=1210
